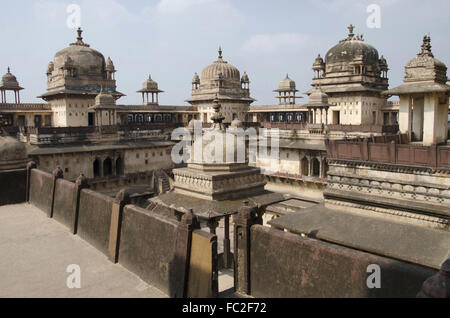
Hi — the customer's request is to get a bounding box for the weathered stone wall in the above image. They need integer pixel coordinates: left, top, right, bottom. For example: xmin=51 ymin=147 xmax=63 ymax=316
xmin=118 ymin=205 xmax=179 ymax=295
xmin=52 ymin=178 xmax=76 ymax=230
xmin=77 ymin=189 xmax=114 ymax=255
xmin=249 ymin=225 xmax=436 ymax=298
xmin=28 ymin=169 xmax=54 ymax=215
xmin=0 ymin=169 xmax=27 ymax=206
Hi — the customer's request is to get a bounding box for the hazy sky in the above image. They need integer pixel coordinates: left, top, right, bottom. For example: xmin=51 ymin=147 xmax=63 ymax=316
xmin=1 ymin=0 xmax=449 ymax=105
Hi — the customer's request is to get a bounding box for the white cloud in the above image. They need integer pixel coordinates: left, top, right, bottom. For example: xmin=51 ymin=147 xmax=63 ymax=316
xmin=240 ymin=33 xmax=310 ymax=55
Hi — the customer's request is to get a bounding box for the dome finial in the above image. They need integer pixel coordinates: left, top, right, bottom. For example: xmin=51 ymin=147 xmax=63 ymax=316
xmin=218 ymin=46 xmax=223 ymax=59
xmin=77 ymin=27 xmax=83 ymax=42
xmin=7 ymin=66 xmax=10 ymax=73
xmin=347 ymin=24 xmax=355 ymax=39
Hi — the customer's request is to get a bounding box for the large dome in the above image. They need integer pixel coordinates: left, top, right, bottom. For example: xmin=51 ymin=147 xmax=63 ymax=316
xmin=326 ymin=25 xmax=379 ymax=65
xmin=52 ymin=28 xmax=106 ymax=77
xmin=201 ymin=47 xmax=240 ymax=82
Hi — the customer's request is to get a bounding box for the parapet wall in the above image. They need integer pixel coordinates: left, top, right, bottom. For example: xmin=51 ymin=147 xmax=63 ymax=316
xmin=23 ymin=167 xmax=218 ymax=298
xmin=248 ymin=225 xmax=435 ymax=298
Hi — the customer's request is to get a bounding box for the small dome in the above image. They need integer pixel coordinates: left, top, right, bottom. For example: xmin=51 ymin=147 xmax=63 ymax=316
xmin=106 ymin=57 xmax=115 ymax=72
xmin=241 ymin=72 xmax=249 ymax=83
xmin=278 ymin=74 xmax=296 ymax=91
xmin=313 ymin=54 xmax=325 ymax=70
xmin=142 ymin=75 xmax=158 ymax=91
xmin=230 ymin=118 xmax=243 ymax=129
xmin=1 ymin=67 xmax=21 ymax=90
xmin=201 ymin=47 xmax=241 ymax=83
xmin=0 ymin=136 xmax=28 ymax=169
xmin=192 ymin=72 xmax=200 ymax=84
xmin=309 ymin=86 xmax=329 ymax=105
xmin=95 ymin=89 xmax=115 ymax=105
xmin=46 ymin=62 xmax=54 ymax=75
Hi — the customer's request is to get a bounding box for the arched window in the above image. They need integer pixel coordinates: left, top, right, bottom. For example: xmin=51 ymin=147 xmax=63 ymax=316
xmin=103 ymin=157 xmax=112 ymax=177
xmin=93 ymin=159 xmax=100 ymax=178
xmin=115 ymin=157 xmax=124 ymax=176
xmin=311 ymin=158 xmax=320 ymax=177
xmin=301 ymin=157 xmax=309 ymax=176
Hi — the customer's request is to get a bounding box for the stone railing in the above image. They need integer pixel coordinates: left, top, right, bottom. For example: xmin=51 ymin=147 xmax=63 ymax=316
xmin=326 ymin=135 xmax=450 ymax=171
xmin=326 ymin=124 xmax=399 ymax=134
xmin=0 ymin=103 xmax=51 ymax=110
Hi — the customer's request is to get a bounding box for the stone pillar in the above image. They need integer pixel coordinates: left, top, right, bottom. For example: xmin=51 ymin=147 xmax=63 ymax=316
xmin=234 ymin=201 xmax=259 ymax=295
xmin=72 ymin=174 xmax=89 ymax=234
xmin=26 ymin=161 xmax=37 ymax=202
xmin=49 ymin=167 xmax=63 ymax=218
xmin=308 ymin=157 xmax=312 ymax=176
xmin=223 ymin=215 xmax=232 ymax=269
xmin=108 ymin=188 xmax=132 ymax=263
xmin=423 ymin=93 xmax=448 ymax=146
xmin=319 ymin=158 xmax=324 ymax=179
xmin=172 ymin=209 xmax=200 ymax=298
xmin=412 ymin=97 xmax=424 ymax=142
xmin=398 ymin=95 xmax=412 ymax=141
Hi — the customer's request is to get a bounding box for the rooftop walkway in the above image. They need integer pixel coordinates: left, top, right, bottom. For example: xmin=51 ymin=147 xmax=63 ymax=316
xmin=0 ymin=203 xmax=167 ymax=298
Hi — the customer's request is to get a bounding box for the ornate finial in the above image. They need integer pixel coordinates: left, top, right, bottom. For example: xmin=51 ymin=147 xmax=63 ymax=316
xmin=77 ymin=27 xmax=83 ymax=42
xmin=348 ymin=24 xmax=355 ymax=39
xmin=211 ymin=93 xmax=225 ymax=126
xmin=149 ymin=74 xmax=152 ymax=80
xmin=419 ymin=34 xmax=433 ymax=57
xmin=7 ymin=66 xmax=10 ymax=73
xmin=218 ymin=46 xmax=223 ymax=59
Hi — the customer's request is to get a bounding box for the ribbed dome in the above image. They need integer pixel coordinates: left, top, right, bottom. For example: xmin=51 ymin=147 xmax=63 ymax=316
xmin=278 ymin=74 xmax=296 ymax=90
xmin=201 ymin=47 xmax=240 ymax=82
xmin=53 ymin=28 xmax=106 ymax=77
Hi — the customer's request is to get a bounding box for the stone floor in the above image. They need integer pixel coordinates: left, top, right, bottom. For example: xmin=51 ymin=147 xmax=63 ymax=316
xmin=0 ymin=203 xmax=167 ymax=298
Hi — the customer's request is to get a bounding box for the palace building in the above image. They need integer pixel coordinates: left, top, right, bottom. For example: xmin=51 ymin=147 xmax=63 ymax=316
xmin=0 ymin=25 xmax=448 ymax=200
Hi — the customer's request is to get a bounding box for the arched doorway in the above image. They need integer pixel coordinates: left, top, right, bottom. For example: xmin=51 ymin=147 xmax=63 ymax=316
xmin=103 ymin=157 xmax=112 ymax=177
xmin=311 ymin=158 xmax=320 ymax=177
xmin=93 ymin=159 xmax=100 ymax=178
xmin=301 ymin=157 xmax=309 ymax=176
xmin=115 ymin=157 xmax=124 ymax=176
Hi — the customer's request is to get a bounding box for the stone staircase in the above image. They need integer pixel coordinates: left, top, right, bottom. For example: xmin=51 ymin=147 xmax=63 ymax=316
xmin=153 ymin=169 xmax=172 ymax=194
